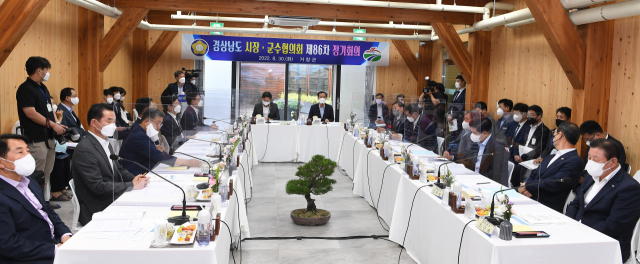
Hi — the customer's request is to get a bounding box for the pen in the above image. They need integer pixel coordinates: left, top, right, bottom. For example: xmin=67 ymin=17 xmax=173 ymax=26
xmin=476 ymin=182 xmax=490 ymax=185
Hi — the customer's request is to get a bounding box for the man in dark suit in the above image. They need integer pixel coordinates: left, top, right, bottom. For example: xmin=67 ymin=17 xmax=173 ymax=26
xmin=390 ymin=102 xmax=405 ymax=135
xmin=447 ymin=75 xmax=467 ymax=139
xmin=443 ymin=110 xmax=479 ymax=162
xmin=395 ymin=104 xmax=437 ymax=151
xmin=179 ymin=93 xmax=217 ymax=135
xmin=161 ymin=70 xmax=195 ymax=98
xmin=580 ymin=120 xmax=627 ymax=171
xmin=0 ymin=134 xmax=72 ymax=264
xmin=71 ymin=104 xmax=148 ymax=225
xmin=462 ymin=118 xmax=509 ymax=185
xmin=540 ymin=107 xmax=572 ymax=159
xmin=368 ymin=93 xmax=389 ymax=129
xmin=505 ymin=103 xmax=530 ymax=146
xmin=495 ymin=99 xmax=514 ymax=135
xmin=519 ymin=122 xmax=584 ymax=213
xmin=121 ymin=108 xmax=201 ymax=175
xmin=58 ymin=87 xmax=85 ymax=141
xmin=133 ymin=97 xmax=155 ymax=128
xmin=107 ymin=87 xmax=130 ymax=140
xmin=251 ymin=91 xmax=280 ymax=120
xmin=161 ymin=95 xmax=185 ymax=150
xmin=308 ymin=91 xmax=334 ymax=122
xmin=566 ymin=139 xmax=640 ymax=263
xmin=511 ymin=105 xmax=551 ymax=186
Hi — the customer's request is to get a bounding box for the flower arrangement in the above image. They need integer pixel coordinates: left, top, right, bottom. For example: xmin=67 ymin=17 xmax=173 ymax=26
xmin=208 ymin=164 xmax=221 ymax=192
xmin=291 ymin=111 xmax=297 ymax=120
xmin=502 ymin=195 xmax=514 ymax=221
xmin=442 ymin=164 xmax=456 ymax=187
xmin=401 ymin=144 xmax=411 ymax=164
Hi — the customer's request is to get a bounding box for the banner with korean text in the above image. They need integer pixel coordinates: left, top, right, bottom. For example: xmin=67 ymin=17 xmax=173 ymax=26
xmin=181 ymin=34 xmax=389 ymax=66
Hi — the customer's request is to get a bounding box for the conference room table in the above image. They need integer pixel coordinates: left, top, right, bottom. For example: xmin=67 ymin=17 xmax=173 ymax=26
xmin=55 ymin=131 xmax=252 ymax=264
xmin=249 ymin=122 xmax=346 ymax=162
xmin=338 ymin=131 xmax=622 ymax=264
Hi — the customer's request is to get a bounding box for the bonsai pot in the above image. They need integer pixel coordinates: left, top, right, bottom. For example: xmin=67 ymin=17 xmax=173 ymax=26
xmin=290 ymin=209 xmax=331 ymax=226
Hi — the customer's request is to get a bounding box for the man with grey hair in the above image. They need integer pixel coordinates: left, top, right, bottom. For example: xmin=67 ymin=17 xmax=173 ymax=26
xmin=161 ymin=70 xmax=196 ymax=98
xmin=119 ymin=108 xmax=201 ymax=175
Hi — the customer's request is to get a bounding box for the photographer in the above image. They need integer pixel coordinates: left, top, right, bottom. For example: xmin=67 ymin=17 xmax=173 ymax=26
xmin=16 ymin=56 xmax=67 ymax=208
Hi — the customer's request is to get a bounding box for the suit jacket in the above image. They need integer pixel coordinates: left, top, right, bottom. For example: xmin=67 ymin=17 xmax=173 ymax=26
xmin=495 ymin=114 xmax=514 ymax=135
xmin=524 ymin=150 xmax=584 ymax=213
xmin=448 ymin=88 xmax=466 ymax=118
xmin=308 ymin=103 xmax=334 ymax=122
xmin=57 ymin=103 xmax=85 ymax=141
xmin=71 ymin=134 xmax=136 ymax=225
xmin=180 ymin=106 xmax=204 ymax=133
xmin=251 ymin=102 xmax=280 ymax=120
xmin=161 ymin=113 xmax=183 ymax=148
xmin=161 ymin=82 xmax=195 ymax=98
xmin=111 ymin=102 xmax=130 ymax=140
xmin=368 ymin=103 xmax=389 ymax=128
xmin=513 ymin=123 xmax=550 ymax=161
xmin=540 ymin=128 xmax=557 ymax=159
xmin=119 ymin=124 xmax=177 ymax=176
xmin=392 ymin=115 xmax=406 ymax=135
xmin=451 ymin=129 xmax=479 ymax=161
xmin=475 ymin=134 xmax=509 ymax=185
xmin=0 ymin=175 xmax=71 ymax=264
xmin=585 ymin=134 xmax=627 ymax=172
xmin=566 ymin=168 xmax=640 ymax=262
xmin=505 ymin=121 xmax=530 ymax=146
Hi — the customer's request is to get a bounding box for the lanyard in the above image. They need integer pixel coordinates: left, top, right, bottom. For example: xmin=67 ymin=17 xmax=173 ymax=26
xmin=37 ymin=86 xmax=49 ymax=103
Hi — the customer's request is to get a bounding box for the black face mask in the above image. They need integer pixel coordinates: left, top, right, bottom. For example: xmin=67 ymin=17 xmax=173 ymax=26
xmin=526 ymin=117 xmax=537 ymax=125
xmin=556 ymin=119 xmax=565 ymax=127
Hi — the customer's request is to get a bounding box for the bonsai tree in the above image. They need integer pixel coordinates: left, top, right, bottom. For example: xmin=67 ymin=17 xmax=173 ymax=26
xmin=286 ymin=155 xmax=337 ymax=213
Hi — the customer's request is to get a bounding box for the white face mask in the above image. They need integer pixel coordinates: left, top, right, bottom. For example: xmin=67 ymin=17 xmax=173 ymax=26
xmin=70 ymin=97 xmax=79 ymax=105
xmin=114 ymin=94 xmax=121 ymax=100
xmin=173 ymin=105 xmax=181 ymax=113
xmin=40 ymin=71 xmax=50 ymax=82
xmin=95 ymin=121 xmax=116 ymax=137
xmin=399 ymin=98 xmax=404 ymax=103
xmin=462 ymin=121 xmax=471 ymax=130
xmin=1 ymin=154 xmax=36 ymax=177
xmin=191 ymin=80 xmax=196 ymax=85
xmin=513 ymin=114 xmax=523 ymax=122
xmin=106 ymin=97 xmax=114 ymax=104
xmin=52 ymin=104 xmax=57 ymax=112
xmin=197 ymin=100 xmax=204 ymax=107
xmin=470 ymin=133 xmax=481 ymax=143
xmin=146 ymin=123 xmax=160 ymax=141
xmin=585 ymin=159 xmax=612 ymax=178
xmin=406 ymin=116 xmax=415 ymax=123
xmin=496 ymin=108 xmax=504 ymax=116
xmin=263 ymin=100 xmax=270 ymax=106
xmin=120 ymin=96 xmax=125 ymax=102
xmin=455 ymin=82 xmax=461 ymax=89
xmin=375 ymin=99 xmax=382 ymax=105
xmin=318 ymin=98 xmax=326 ymax=104
xmin=179 ymin=77 xmax=186 ymax=84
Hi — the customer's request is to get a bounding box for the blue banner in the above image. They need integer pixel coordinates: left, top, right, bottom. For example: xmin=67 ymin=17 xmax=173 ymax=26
xmin=181 ymin=34 xmax=389 ymax=66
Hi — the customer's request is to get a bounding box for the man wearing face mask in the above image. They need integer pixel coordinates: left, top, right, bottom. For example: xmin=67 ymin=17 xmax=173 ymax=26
xmin=120 ymin=108 xmax=202 ymax=175
xmin=443 ymin=110 xmax=479 ymax=161
xmin=58 ymin=88 xmax=85 ymax=141
xmin=505 ymin=103 xmax=531 ymax=149
xmin=447 ymin=75 xmax=467 ymax=139
xmin=72 ymin=104 xmax=148 ymax=225
xmin=495 ymin=99 xmax=514 ymax=135
xmin=16 ymin=56 xmax=68 ymax=209
xmin=566 ymin=139 xmax=640 ymax=263
xmin=251 ymin=92 xmax=280 ymax=121
xmin=511 ymin=105 xmax=550 ymax=186
xmin=390 ymin=102 xmax=405 ymax=135
xmin=133 ymin=97 xmax=155 ymax=127
xmin=579 ymin=120 xmax=626 ymax=172
xmin=161 ymin=95 xmax=185 ymax=151
xmin=538 ymin=107 xmax=572 ymax=160
xmin=463 ymin=118 xmax=508 ymax=185
xmin=393 ymin=104 xmax=437 ymax=151
xmin=308 ymin=91 xmax=334 ymax=123
xmin=0 ymin=134 xmax=73 ymax=263
xmin=161 ymin=70 xmax=195 ymax=98
xmin=106 ymin=87 xmax=130 ymax=141
xmin=518 ymin=122 xmax=584 ymax=212
xmin=180 ymin=93 xmax=219 ymax=135
xmin=368 ymin=93 xmax=389 ymax=129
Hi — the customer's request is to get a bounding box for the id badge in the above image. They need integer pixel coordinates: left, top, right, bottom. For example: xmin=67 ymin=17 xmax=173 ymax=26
xmin=531 ymin=138 xmax=536 ymax=145
xmin=178 ymin=94 xmax=186 ymax=103
xmin=47 ymin=104 xmax=53 ymax=112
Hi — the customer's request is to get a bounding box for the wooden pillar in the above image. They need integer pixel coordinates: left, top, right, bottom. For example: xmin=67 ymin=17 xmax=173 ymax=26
xmin=132 ymin=28 xmax=148 ymax=101
xmin=468 ymin=30 xmax=491 ymax=105
xmin=147 ymin=31 xmax=178 ymax=72
xmin=77 ymin=8 xmax=104 ymax=130
xmin=431 ymin=22 xmax=472 ymax=85
xmin=0 ymin=0 xmax=50 ymax=67
xmin=417 ymin=41 xmax=433 ymax=94
xmin=391 ymin=40 xmax=419 ymax=81
xmin=572 ymin=19 xmax=614 ymax=158
xmin=99 ymin=8 xmax=149 ymax=72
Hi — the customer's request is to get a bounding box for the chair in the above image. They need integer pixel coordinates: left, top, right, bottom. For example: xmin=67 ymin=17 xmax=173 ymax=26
xmin=626 ymin=218 xmax=640 ymax=264
xmin=507 ymin=161 xmax=515 ymax=188
xmin=69 ymin=179 xmax=82 ymax=231
xmin=634 ymin=170 xmax=640 ymax=184
xmin=563 ymin=191 xmax=576 ymax=214
xmin=436 ymin=137 xmax=445 ymax=156
xmin=627 ymin=164 xmax=632 ymax=175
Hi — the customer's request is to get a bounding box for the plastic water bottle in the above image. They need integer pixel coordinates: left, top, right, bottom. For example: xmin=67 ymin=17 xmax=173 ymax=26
xmin=196 ymin=210 xmax=211 ymax=246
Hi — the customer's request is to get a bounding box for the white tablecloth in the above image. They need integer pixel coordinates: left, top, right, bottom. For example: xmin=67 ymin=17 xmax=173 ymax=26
xmin=55 ymin=132 xmax=252 ymax=264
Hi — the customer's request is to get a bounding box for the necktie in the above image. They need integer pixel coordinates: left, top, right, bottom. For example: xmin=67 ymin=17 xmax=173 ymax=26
xmin=453 ymin=91 xmax=460 ymax=102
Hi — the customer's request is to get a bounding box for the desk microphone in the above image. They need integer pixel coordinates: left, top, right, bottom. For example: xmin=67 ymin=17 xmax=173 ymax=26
xmin=188 ymin=138 xmax=225 ymax=161
xmin=486 ymin=176 xmax=572 ymax=225
xmin=110 ymin=154 xmax=190 ymax=225
xmin=174 ymin=152 xmax=218 ymax=190
xmin=435 ymin=153 xmax=494 ymax=189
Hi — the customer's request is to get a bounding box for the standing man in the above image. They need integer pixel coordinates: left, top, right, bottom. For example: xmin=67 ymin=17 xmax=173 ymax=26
xmin=495 ymin=99 xmax=514 ymax=135
xmin=16 ymin=56 xmax=67 ymax=209
xmin=368 ymin=93 xmax=389 ymax=128
xmin=308 ymin=91 xmax=334 ymax=122
xmin=251 ymin=92 xmax=280 ymax=121
xmin=161 ymin=70 xmax=194 ymax=98
xmin=447 ymin=75 xmax=467 ymax=139
xmin=58 ymin=87 xmax=85 ymax=141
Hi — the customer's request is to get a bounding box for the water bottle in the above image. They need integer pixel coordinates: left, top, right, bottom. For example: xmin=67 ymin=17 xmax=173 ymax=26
xmin=197 ymin=210 xmax=211 ymax=246
xmin=220 ymin=185 xmax=228 ymax=203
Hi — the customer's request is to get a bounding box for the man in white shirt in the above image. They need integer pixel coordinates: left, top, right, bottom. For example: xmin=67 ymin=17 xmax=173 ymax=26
xmin=519 ymin=122 xmax=584 ymax=212
xmin=566 ymin=139 xmax=640 ymax=263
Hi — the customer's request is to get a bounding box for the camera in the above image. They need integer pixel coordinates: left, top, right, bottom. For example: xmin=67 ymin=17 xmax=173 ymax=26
xmin=55 ymin=127 xmax=80 ymax=144
xmin=182 ymin=68 xmax=201 ymax=79
xmin=423 ymin=80 xmax=437 ymax=94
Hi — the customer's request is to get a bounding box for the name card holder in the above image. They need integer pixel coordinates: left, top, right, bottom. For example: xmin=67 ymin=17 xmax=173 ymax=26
xmin=210 ymin=213 xmax=221 ymax=241
xmin=476 ymin=217 xmax=495 ymax=237
xmin=431 ymin=185 xmax=444 ymax=198
xmin=448 ymin=192 xmax=465 ymax=214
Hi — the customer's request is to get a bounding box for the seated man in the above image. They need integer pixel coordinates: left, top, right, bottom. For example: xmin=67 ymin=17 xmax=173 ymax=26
xmin=566 ymin=139 xmax=640 ymax=263
xmin=473 ymin=101 xmax=495 ymax=126
xmin=505 ymin=103 xmax=530 ymax=146
xmin=580 ymin=120 xmax=626 ymax=171
xmin=0 ymin=134 xmax=72 ymax=263
xmin=72 ymin=104 xmax=148 ymax=225
xmin=133 ymin=97 xmax=155 ymax=127
xmin=463 ymin=118 xmax=508 ymax=185
xmin=539 ymin=107 xmax=572 ymax=159
xmin=308 ymin=91 xmax=334 ymax=122
xmin=495 ymin=98 xmax=514 ymax=135
xmin=518 ymin=122 xmax=584 ymax=213
xmin=251 ymin=92 xmax=280 ymax=121
xmin=368 ymin=93 xmax=389 ymax=129
xmin=394 ymin=104 xmax=437 ymax=151
xmin=121 ymin=108 xmax=201 ymax=175
xmin=180 ymin=93 xmax=218 ymax=136
xmin=443 ymin=110 xmax=479 ymax=161
xmin=511 ymin=105 xmax=551 ymax=186
xmin=58 ymin=87 xmax=85 ymax=141
xmin=160 ymin=95 xmax=185 ymax=150
xmin=390 ymin=102 xmax=405 ymax=135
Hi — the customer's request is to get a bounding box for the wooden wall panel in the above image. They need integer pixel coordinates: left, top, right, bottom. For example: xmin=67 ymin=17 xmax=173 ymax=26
xmin=608 ymin=15 xmax=640 ymax=175
xmin=0 ymin=0 xmax=78 ymax=134
xmin=147 ymin=30 xmax=194 ymax=101
xmin=102 ymin=16 xmax=134 ymax=112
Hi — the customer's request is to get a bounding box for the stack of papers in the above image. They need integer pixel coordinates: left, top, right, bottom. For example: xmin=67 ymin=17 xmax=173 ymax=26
xmin=516 ymin=213 xmax=570 ymax=225
xmin=81 ymin=211 xmax=148 ymax=240
xmin=519 ymin=159 xmax=540 ymax=170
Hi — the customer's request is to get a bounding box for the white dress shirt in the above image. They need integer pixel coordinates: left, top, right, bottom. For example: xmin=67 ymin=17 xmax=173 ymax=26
xmin=177 ymin=83 xmax=184 ymax=95
xmin=475 ymin=134 xmax=492 ymax=173
xmin=584 ymin=164 xmax=621 ymax=206
xmin=262 ymin=104 xmax=270 ymax=118
xmin=547 ymin=148 xmax=576 ymax=167
xmin=167 ymin=112 xmax=184 ymax=137
xmin=526 ymin=122 xmax=542 ymax=147
xmin=453 ymin=87 xmax=465 ymax=101
xmin=377 ymin=104 xmax=382 ymax=119
xmin=87 ymin=131 xmax=113 ymax=170
xmin=319 ymin=104 xmax=325 ymax=119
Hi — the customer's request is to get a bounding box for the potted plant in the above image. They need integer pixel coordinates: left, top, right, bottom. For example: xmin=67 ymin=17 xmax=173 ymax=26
xmin=286 ymin=155 xmax=337 ymax=226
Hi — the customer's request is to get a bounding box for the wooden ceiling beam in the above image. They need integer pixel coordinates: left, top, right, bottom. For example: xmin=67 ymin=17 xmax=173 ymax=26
xmin=392 ymin=40 xmax=420 ymax=81
xmin=147 ymin=31 xmax=179 ymax=72
xmin=0 ymin=0 xmax=50 ymax=67
xmin=524 ymin=0 xmax=586 ymax=90
xmin=98 ymin=7 xmax=149 ymax=72
xmin=109 ymin=0 xmax=476 ymax=25
xmin=431 ymin=22 xmax=472 ymax=84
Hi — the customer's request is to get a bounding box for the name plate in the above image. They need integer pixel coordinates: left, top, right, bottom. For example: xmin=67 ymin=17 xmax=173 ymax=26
xmin=476 ymin=217 xmax=495 ymax=236
xmin=431 ymin=185 xmax=444 ymax=198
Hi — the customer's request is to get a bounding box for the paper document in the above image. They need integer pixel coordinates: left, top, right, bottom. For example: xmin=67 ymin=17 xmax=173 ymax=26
xmin=519 ymin=145 xmax=534 ymax=156
xmin=516 ymin=213 xmax=569 ymax=225
xmin=81 ymin=219 xmax=142 ymax=232
xmin=91 ymin=211 xmax=145 ymax=221
xmin=519 ymin=159 xmax=540 ymax=170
